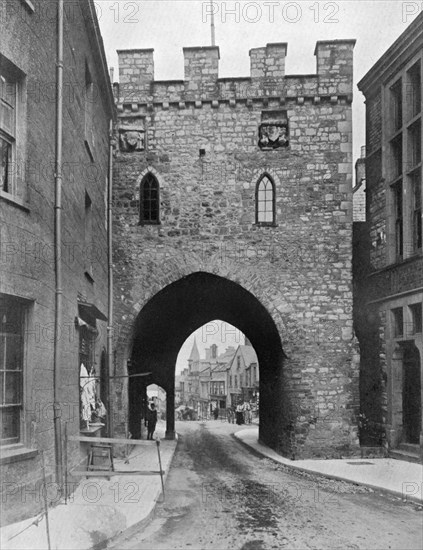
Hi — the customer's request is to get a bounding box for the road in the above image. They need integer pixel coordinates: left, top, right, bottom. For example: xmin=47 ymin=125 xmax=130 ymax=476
xmin=111 ymin=421 xmax=422 ymax=550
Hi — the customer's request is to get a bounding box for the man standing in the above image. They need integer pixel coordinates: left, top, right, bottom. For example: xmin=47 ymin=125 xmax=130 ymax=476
xmin=146 ymin=403 xmax=158 ymax=440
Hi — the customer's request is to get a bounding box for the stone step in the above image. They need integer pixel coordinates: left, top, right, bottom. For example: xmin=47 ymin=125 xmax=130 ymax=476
xmin=389 ymin=448 xmax=422 ymax=464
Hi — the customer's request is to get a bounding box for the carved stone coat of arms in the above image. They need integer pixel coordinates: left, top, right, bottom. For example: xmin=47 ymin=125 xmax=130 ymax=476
xmin=258 ymin=123 xmax=289 ymax=150
xmin=118 ymin=120 xmax=145 ymax=152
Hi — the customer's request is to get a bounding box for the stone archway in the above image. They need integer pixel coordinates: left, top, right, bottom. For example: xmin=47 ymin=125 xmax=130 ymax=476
xmin=127 ymin=272 xmax=287 ymax=451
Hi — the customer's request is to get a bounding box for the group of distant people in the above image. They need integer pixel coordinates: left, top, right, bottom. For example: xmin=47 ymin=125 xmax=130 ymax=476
xmin=146 ymin=399 xmax=257 ymax=438
xmin=174 ymin=401 xmax=257 ymax=426
xmin=227 ymin=401 xmax=254 ymax=425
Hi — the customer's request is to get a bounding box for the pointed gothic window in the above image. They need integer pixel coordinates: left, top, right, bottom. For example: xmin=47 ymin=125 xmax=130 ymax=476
xmin=256 ymin=174 xmax=275 ymax=225
xmin=140 ymin=173 xmax=160 ymax=225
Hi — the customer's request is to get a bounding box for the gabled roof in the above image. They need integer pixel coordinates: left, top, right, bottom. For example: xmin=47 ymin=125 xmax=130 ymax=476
xmin=211 ymin=362 xmax=229 ymax=373
xmin=228 ymin=345 xmax=258 ymax=370
xmin=240 ymin=345 xmax=258 ymax=366
xmin=217 ymin=346 xmax=236 ymax=363
xmin=199 ymin=365 xmax=211 ymax=376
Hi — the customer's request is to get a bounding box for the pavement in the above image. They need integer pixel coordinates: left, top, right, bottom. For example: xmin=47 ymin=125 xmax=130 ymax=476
xmin=234 ymin=426 xmax=423 ymax=504
xmin=1 ymin=421 xmax=177 ymax=550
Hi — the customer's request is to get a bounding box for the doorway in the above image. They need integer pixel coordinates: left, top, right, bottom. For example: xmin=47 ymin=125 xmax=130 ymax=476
xmin=402 ymin=343 xmax=422 ymax=444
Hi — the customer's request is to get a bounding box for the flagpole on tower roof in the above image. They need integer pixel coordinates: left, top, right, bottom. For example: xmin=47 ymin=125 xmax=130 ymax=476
xmin=210 ymin=0 xmax=216 ymax=46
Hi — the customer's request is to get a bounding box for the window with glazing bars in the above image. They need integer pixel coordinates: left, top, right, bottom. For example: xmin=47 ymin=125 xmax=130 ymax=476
xmin=393 ymin=181 xmax=403 ymax=257
xmin=256 ymin=174 xmax=275 ymax=225
xmin=412 ymin=171 xmax=422 ymax=251
xmin=408 ymin=121 xmax=421 ymax=169
xmin=410 ymin=303 xmax=422 ymax=334
xmin=140 ymin=173 xmax=160 ymax=224
xmin=391 ymin=79 xmax=402 ymax=132
xmin=0 ymin=296 xmax=25 ymax=445
xmin=0 ymin=72 xmax=16 ymax=194
xmin=392 ymin=307 xmax=404 ymax=337
xmin=390 ymin=134 xmax=403 ymax=179
xmin=407 ymin=61 xmax=421 ymax=120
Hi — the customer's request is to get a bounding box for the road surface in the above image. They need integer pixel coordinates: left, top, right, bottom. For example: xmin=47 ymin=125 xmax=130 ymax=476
xmin=111 ymin=421 xmax=422 ymax=550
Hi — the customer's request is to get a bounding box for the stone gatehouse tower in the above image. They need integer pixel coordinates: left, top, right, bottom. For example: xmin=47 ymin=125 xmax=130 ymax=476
xmin=112 ymin=40 xmax=360 ymax=459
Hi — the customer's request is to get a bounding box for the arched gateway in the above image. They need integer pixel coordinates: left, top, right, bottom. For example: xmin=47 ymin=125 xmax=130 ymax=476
xmin=112 ymin=40 xmax=360 ymax=459
xmin=127 ymin=272 xmax=285 ymax=450
xmin=110 ymin=267 xmax=360 ymax=459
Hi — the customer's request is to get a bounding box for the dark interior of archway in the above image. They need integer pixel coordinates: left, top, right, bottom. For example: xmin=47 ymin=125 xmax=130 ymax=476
xmin=128 ymin=272 xmax=286 ymax=448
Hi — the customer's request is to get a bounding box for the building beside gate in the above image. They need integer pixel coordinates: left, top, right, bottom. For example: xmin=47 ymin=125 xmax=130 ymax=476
xmin=356 ymin=13 xmax=423 ymax=461
xmin=353 ymin=146 xmax=366 ymax=223
xmin=0 ymin=0 xmax=114 ymax=524
xmin=227 ymin=342 xmax=259 ymax=408
xmin=112 ymin=37 xmax=360 ymax=459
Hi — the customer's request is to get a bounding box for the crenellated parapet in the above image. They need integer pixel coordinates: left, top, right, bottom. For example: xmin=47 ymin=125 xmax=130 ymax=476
xmin=115 ymin=40 xmax=356 ymax=111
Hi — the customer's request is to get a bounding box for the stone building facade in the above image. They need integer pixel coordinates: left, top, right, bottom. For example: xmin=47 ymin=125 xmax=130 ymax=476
xmin=357 ymin=14 xmax=423 ymax=461
xmin=353 ymin=146 xmax=366 ymax=223
xmin=176 ymin=340 xmax=236 ymax=419
xmin=227 ymin=343 xmax=259 ymax=408
xmin=112 ymin=39 xmax=360 ymax=459
xmin=0 ymin=0 xmax=114 ymax=524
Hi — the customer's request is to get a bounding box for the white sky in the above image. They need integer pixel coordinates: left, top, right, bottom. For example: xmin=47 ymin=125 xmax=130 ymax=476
xmin=97 ymin=0 xmax=420 ymax=166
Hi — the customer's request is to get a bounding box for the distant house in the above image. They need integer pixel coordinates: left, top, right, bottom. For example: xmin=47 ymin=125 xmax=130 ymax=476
xmin=175 ymin=372 xmax=185 ymax=405
xmin=177 ymin=339 xmax=236 ymax=417
xmin=353 ymin=146 xmax=366 ymax=223
xmin=226 ymin=342 xmax=259 ymax=408
xmin=208 ymin=346 xmax=237 ymax=412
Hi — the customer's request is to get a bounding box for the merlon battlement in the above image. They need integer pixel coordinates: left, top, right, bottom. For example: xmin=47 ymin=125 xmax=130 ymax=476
xmin=116 ymin=40 xmax=355 ymax=105
xmin=249 ymin=43 xmax=288 ymax=79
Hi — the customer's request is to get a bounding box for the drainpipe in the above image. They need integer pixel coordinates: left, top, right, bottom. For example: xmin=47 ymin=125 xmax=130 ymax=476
xmin=53 ymin=0 xmax=64 ymax=485
xmin=107 ymin=119 xmax=114 ymax=437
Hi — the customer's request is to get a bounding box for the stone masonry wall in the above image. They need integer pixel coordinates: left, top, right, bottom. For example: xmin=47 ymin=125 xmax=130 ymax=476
xmin=365 ymin=90 xmax=386 ymax=271
xmin=112 ymin=41 xmax=360 ymax=458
